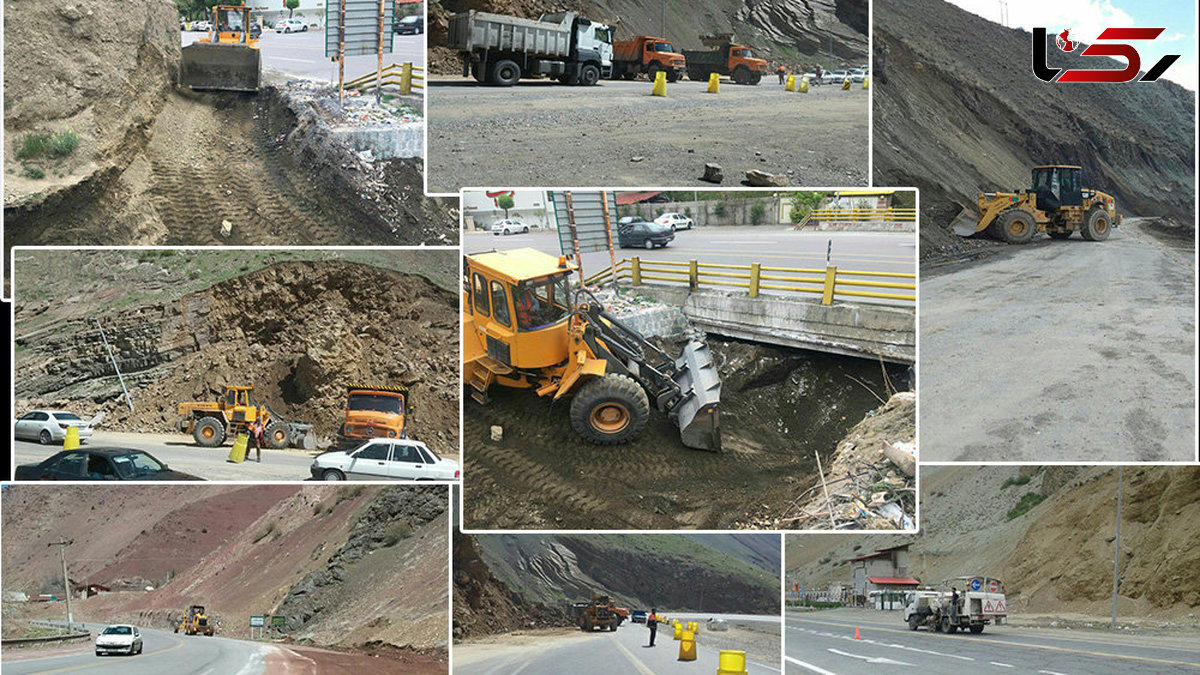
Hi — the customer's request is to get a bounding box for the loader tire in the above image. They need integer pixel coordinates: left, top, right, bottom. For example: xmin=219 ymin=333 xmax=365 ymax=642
xmin=193 ymin=417 xmax=226 ymax=447
xmin=995 ymin=209 xmax=1036 ymax=244
xmin=264 ymin=421 xmax=290 ymax=449
xmin=1080 ymin=207 xmax=1112 ymax=241
xmin=570 ymin=374 xmax=650 ymax=445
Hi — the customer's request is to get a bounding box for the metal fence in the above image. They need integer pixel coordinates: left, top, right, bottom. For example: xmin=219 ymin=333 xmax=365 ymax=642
xmin=808 ymin=207 xmax=917 ymax=222
xmin=346 ymin=62 xmax=424 ymax=94
xmin=584 ymin=257 xmax=915 ymax=307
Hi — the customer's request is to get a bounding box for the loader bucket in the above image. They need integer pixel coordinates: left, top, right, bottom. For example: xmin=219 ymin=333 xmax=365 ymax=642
xmin=181 ymin=43 xmax=261 ymax=92
xmin=672 ymin=341 xmax=722 ymax=451
xmin=950 ymin=206 xmax=982 ymax=237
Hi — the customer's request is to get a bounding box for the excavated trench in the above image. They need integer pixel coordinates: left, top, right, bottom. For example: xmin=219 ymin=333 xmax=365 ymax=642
xmin=464 ymin=337 xmax=910 ymax=529
xmin=13 ymin=260 xmax=460 ymax=452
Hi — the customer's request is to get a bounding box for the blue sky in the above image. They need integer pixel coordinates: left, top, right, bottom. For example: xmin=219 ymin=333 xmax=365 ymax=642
xmin=947 ymin=0 xmax=1197 ymax=88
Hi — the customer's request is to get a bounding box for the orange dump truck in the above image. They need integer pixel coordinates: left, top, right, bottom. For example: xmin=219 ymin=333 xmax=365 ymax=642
xmin=683 ymin=34 xmax=768 ymax=84
xmin=611 ymin=36 xmax=686 ymax=81
xmin=336 ymin=385 xmax=410 ymax=451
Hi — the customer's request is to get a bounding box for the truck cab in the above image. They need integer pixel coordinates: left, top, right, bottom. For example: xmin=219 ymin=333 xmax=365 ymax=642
xmin=612 ymin=36 xmax=686 ymax=81
xmin=337 ymin=385 xmax=410 ymax=450
xmin=904 ymin=577 xmax=1007 ymax=634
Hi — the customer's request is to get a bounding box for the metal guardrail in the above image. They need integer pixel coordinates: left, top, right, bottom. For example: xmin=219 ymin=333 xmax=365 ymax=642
xmin=2 ymin=621 xmax=90 ymax=646
xmin=345 ymin=62 xmax=424 ymax=94
xmin=810 ymin=207 xmax=917 ymax=222
xmin=584 ymin=257 xmax=915 ymax=306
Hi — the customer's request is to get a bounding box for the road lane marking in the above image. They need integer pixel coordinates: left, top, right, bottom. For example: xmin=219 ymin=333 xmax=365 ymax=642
xmin=29 ymin=638 xmax=185 ymax=674
xmin=990 ymin=662 xmax=1015 ymax=668
xmin=827 ymin=648 xmax=913 ymax=665
xmin=609 ymin=635 xmax=658 ymax=675
xmin=1038 ymin=670 xmax=1071 ymax=675
xmin=784 ymin=656 xmax=839 ymax=674
xmin=789 ymin=626 xmax=973 ymax=662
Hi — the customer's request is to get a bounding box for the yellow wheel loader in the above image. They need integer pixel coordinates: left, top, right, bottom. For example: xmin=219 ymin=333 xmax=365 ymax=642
xmin=178 ymin=385 xmax=313 ymax=449
xmin=463 ymin=248 xmax=722 ymax=451
xmin=952 ymin=165 xmax=1120 ymax=244
xmin=181 ymin=5 xmax=262 ymax=92
xmin=174 ymin=605 xmax=215 ymax=636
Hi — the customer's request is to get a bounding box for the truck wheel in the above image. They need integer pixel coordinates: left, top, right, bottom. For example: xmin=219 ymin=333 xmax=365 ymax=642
xmin=193 ymin=417 xmax=226 ymax=447
xmin=969 ymin=624 xmax=984 ymax=634
xmin=622 ymin=71 xmax=638 ymax=80
xmin=731 ymin=67 xmax=746 ymax=84
xmin=667 ymin=70 xmax=681 ymax=82
xmin=489 ymin=59 xmax=521 ymax=87
xmin=264 ymin=421 xmax=290 ymax=449
xmin=1080 ymin=207 xmax=1112 ymax=241
xmin=579 ymin=64 xmax=600 ymax=86
xmin=648 ymin=61 xmax=662 ymax=80
xmin=934 ymin=616 xmax=947 ymax=633
xmin=470 ymin=62 xmax=485 ymax=83
xmin=995 ymin=209 xmax=1036 ymax=244
xmin=749 ymin=72 xmax=762 ymax=85
xmin=908 ymin=615 xmax=920 ymax=631
xmin=570 ymin=374 xmax=650 ymax=445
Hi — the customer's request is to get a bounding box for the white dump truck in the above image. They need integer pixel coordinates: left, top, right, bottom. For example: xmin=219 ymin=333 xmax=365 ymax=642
xmin=903 ymin=576 xmax=1007 ymax=634
xmin=447 ymin=10 xmax=613 ymax=86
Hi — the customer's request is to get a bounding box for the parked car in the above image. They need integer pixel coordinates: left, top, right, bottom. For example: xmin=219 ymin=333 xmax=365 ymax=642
xmin=96 ymin=625 xmax=143 ymax=656
xmin=618 ymin=220 xmax=674 ymax=249
xmin=618 ymin=216 xmax=647 ymax=226
xmin=395 ymin=14 xmax=424 ymax=35
xmin=275 ymin=18 xmax=307 ymax=33
xmin=631 ymin=610 xmax=647 ymax=624
xmin=491 ymin=219 xmax=530 ymax=235
xmin=654 ymin=212 xmax=693 ymax=231
xmin=14 ymin=410 xmax=95 ymax=445
xmin=310 ymin=438 xmax=460 ymax=481
xmin=192 ymin=20 xmax=211 ymax=32
xmin=849 ymin=68 xmax=867 ymax=82
xmin=821 ymin=70 xmax=851 ymax=84
xmin=14 ymin=448 xmax=203 ymax=481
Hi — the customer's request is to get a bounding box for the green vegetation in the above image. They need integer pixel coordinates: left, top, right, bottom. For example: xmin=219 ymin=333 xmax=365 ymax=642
xmin=253 ymin=521 xmax=278 ymax=543
xmin=1001 ymin=474 xmax=1031 ymax=490
xmin=15 ymin=130 xmax=80 ymax=160
xmin=750 ymin=203 xmax=767 ymax=225
xmin=496 ymin=193 xmax=514 ymax=218
xmin=21 ymin=166 xmax=45 ymax=180
xmin=1006 ymin=492 xmax=1046 ymax=520
xmin=787 ymin=191 xmax=826 ymax=224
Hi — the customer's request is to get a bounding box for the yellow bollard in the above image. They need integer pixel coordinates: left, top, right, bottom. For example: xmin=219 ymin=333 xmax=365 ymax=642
xmin=842 ymin=77 xmax=851 ymax=90
xmin=63 ymin=426 xmax=80 ymax=451
xmin=400 ymin=62 xmax=413 ymax=94
xmin=863 ymin=75 xmax=870 ymax=90
xmin=227 ymin=433 xmax=248 ymax=463
xmin=717 ymin=649 xmax=748 ymax=675
xmin=652 ymin=70 xmax=667 ymax=97
xmin=678 ymin=630 xmax=697 ymax=661
xmin=707 ymin=72 xmax=719 ymax=94
xmin=785 ymin=74 xmax=796 ymax=92
xmin=798 ymin=77 xmax=809 ymax=93
xmin=673 ymin=622 xmax=683 ymax=640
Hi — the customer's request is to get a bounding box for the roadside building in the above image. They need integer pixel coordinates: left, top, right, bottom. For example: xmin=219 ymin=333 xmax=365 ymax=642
xmin=848 ymin=545 xmax=919 ymax=607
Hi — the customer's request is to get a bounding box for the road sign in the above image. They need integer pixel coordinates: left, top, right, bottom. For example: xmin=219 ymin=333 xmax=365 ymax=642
xmin=249 ymin=615 xmax=265 ymax=627
xmin=969 ymin=578 xmax=982 ymax=591
xmin=988 ymin=580 xmax=999 ymax=593
xmin=550 ymin=191 xmax=619 ymax=257
xmin=270 ymin=616 xmax=286 ymax=627
xmin=325 ymin=0 xmax=394 ymax=57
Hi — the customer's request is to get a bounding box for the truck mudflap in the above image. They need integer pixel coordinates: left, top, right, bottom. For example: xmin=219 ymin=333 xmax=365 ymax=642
xmin=672 ymin=341 xmax=722 ymax=451
xmin=181 ymin=43 xmax=261 ymax=92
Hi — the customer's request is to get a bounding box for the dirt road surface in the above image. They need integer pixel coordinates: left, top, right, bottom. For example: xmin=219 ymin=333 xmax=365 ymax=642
xmin=919 ymin=219 xmax=1195 ymax=461
xmin=786 ymin=608 xmax=1200 ymax=675
xmin=427 ymin=78 xmax=868 ymax=193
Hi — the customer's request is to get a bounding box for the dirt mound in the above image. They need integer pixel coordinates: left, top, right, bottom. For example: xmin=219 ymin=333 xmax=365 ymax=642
xmin=14 ymin=259 xmax=460 ymax=450
xmin=453 ymin=533 xmax=571 ymax=640
xmin=872 ymin=0 xmax=1195 ymax=262
xmin=3 ymin=0 xmax=180 ymax=206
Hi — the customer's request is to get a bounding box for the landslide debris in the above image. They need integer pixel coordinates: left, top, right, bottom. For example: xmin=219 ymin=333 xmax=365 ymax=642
xmin=872 ymin=0 xmax=1195 ymax=262
xmin=13 ymin=258 xmax=460 ymax=450
xmin=453 ymin=533 xmax=571 ymax=640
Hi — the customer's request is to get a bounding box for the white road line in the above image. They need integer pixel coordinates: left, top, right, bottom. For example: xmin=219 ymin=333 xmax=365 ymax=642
xmin=509 ymin=662 xmax=531 ymax=675
xmin=750 ymin=660 xmax=784 ymax=673
xmin=990 ymin=662 xmax=1015 ymax=668
xmin=272 ymin=57 xmax=317 ymax=64
xmin=1038 ymin=671 xmax=1071 ymax=675
xmin=784 ymin=656 xmax=839 ymax=675
xmin=827 ymin=648 xmax=914 ymax=666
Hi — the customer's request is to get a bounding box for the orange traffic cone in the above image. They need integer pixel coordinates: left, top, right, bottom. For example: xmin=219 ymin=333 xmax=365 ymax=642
xmin=854 ymin=626 xmax=861 ymax=640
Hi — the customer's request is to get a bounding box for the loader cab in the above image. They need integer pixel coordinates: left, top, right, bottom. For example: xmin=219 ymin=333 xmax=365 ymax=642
xmin=207 ymin=6 xmax=256 ymax=46
xmin=1031 ymin=165 xmax=1082 ymax=210
xmin=223 ymin=387 xmax=252 ymax=407
xmin=465 ymin=249 xmax=575 ymax=370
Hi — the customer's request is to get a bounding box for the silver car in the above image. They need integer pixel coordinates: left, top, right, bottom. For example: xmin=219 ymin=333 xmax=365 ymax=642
xmin=96 ymin=624 xmax=143 ymax=656
xmin=15 ymin=410 xmax=95 ymax=445
xmin=310 ymin=438 xmax=460 ymax=481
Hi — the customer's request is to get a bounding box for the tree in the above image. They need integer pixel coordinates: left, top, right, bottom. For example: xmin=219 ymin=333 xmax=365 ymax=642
xmin=496 ymin=194 xmax=515 ymax=218
xmin=750 ymin=203 xmax=767 ymax=226
xmin=286 ymin=0 xmax=299 ymax=17
xmin=787 ymin=191 xmax=826 ymax=224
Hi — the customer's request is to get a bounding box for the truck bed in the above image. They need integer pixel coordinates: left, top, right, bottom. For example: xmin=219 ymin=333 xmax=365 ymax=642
xmin=447 ymin=10 xmax=573 ymax=58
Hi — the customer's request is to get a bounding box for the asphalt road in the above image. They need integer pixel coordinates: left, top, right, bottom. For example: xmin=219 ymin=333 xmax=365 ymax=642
xmin=2 ymin=623 xmax=269 ymax=675
xmin=181 ymin=28 xmax=425 ymax=83
xmin=13 ymin=431 xmax=316 ymax=481
xmin=919 ymin=219 xmax=1195 ymax=461
xmin=455 ymin=618 xmax=781 ymax=675
xmin=464 ymin=226 xmax=915 ymax=305
xmin=785 ymin=610 xmax=1200 ymax=675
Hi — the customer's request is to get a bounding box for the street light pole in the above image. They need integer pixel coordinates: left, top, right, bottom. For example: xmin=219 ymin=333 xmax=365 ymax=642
xmin=49 ymin=540 xmax=74 ymax=631
xmin=1110 ymin=467 xmax=1123 ymax=630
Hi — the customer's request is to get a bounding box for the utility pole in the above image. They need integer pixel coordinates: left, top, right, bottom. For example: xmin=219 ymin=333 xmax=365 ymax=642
xmin=94 ymin=319 xmax=132 ymax=411
xmin=1110 ymin=467 xmax=1123 ymax=630
xmin=48 ymin=540 xmax=74 ymax=631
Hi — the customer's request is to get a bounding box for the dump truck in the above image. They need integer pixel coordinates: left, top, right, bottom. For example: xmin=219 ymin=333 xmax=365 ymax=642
xmin=683 ymin=34 xmax=768 ymax=84
xmin=448 ymin=10 xmax=613 ymax=86
xmin=174 ymin=605 xmax=215 ymax=636
xmin=463 ymin=248 xmax=721 ymax=451
xmin=336 ymin=385 xmax=411 ymax=451
xmin=178 ymin=385 xmax=313 ymax=450
xmin=611 ymin=36 xmax=686 ymax=81
xmin=180 ymin=5 xmax=261 ymax=92
xmin=952 ymin=164 xmax=1121 ymax=244
xmin=578 ymin=594 xmax=620 ymax=632
xmin=904 ymin=577 xmax=1007 ymax=634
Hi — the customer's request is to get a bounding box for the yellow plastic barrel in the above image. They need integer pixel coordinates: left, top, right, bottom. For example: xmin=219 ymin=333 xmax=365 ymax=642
xmin=652 ymin=70 xmax=667 ymax=97
xmin=228 ymin=433 xmax=248 ymax=463
xmin=63 ymin=426 xmax=80 ymax=451
xmin=707 ymin=72 xmax=719 ymax=94
xmin=799 ymin=77 xmax=809 ymax=93
xmin=785 ymin=74 xmax=796 ymax=91
xmin=719 ymin=649 xmax=748 ymax=675
xmin=673 ymin=622 xmax=683 ymax=640
xmin=842 ymin=77 xmax=851 ymax=90
xmin=863 ymin=76 xmax=870 ymax=90
xmin=678 ymin=630 xmax=696 ymax=661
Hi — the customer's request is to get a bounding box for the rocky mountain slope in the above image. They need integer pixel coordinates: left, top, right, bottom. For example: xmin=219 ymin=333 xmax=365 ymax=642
xmin=872 ymin=0 xmax=1195 ymax=261
xmin=785 ymin=466 xmax=1200 ymax=620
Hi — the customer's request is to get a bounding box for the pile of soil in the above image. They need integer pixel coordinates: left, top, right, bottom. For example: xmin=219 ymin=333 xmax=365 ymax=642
xmin=14 ymin=260 xmax=460 ymax=450
xmin=463 ymin=337 xmax=908 ymax=529
xmin=872 ymin=0 xmax=1195 ymax=262
xmin=453 ymin=533 xmax=572 ymax=640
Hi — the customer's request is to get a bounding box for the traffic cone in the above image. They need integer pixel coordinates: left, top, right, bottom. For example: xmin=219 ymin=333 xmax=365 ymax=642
xmin=854 ymin=626 xmax=861 ymax=640
xmin=785 ymin=74 xmax=796 ymax=92
xmin=652 ymin=70 xmax=667 ymax=97
xmin=707 ymin=72 xmax=719 ymax=94
xmin=63 ymin=426 xmax=80 ymax=451
xmin=798 ymin=77 xmax=809 ymax=93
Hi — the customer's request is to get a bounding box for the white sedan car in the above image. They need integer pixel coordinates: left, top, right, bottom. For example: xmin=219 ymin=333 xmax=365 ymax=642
xmin=15 ymin=410 xmax=96 ymax=445
xmin=96 ymin=624 xmax=143 ymax=656
xmin=822 ymin=70 xmax=851 ymax=84
xmin=275 ymin=18 xmax=308 ymax=33
xmin=491 ymin=219 xmax=530 ymax=235
xmin=654 ymin=212 xmax=693 ymax=231
xmin=311 ymin=438 xmax=460 ymax=481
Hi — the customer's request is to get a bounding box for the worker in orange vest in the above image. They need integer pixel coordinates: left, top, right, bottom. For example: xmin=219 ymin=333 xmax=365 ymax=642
xmin=247 ymin=419 xmax=264 ymax=463
xmin=646 ymin=608 xmax=660 ymax=647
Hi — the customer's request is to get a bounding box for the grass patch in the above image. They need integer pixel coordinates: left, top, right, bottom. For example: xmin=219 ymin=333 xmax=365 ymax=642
xmin=1006 ymin=492 xmax=1046 ymax=520
xmin=48 ymin=130 xmax=80 ymax=158
xmin=1001 ymin=474 xmax=1031 ymax=490
xmin=15 ymin=130 xmax=80 ymax=160
xmin=336 ymin=485 xmax=365 ymax=504
xmin=253 ymin=521 xmax=278 ymax=543
xmin=21 ymin=166 xmax=45 ymax=180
